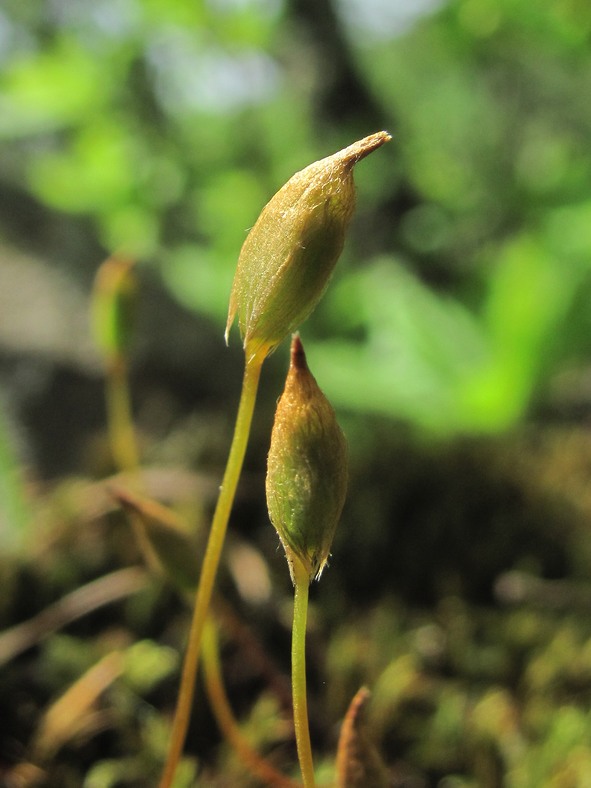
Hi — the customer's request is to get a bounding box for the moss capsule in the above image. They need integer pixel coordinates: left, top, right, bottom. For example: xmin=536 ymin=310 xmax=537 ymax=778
xmin=266 ymin=335 xmax=349 ymax=582
xmin=226 ymin=131 xmax=391 ymax=362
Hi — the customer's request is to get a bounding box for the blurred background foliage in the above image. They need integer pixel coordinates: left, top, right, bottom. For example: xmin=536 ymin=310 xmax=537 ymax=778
xmin=1 ymin=0 xmax=591 ymax=435
xmin=2 ymin=0 xmax=591 ymax=433
xmin=3 ymin=0 xmax=591 ymax=785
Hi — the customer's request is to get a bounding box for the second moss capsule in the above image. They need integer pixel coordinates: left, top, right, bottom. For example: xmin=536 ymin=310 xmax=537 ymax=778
xmin=266 ymin=335 xmax=349 ymax=583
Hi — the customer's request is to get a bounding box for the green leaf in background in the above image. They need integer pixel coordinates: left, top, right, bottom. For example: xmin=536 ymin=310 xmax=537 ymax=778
xmin=459 ymin=233 xmax=581 ymax=431
xmin=0 ymin=40 xmax=109 ymax=137
xmin=29 ymin=121 xmax=136 ymax=213
xmin=311 ymin=220 xmax=590 ymax=435
xmin=309 ymin=258 xmax=488 ymax=434
xmin=163 ymin=243 xmax=234 ymax=323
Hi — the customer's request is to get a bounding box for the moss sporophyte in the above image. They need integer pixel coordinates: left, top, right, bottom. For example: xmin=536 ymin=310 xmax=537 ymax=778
xmin=91 ymin=257 xmax=141 ymax=475
xmin=160 ymin=132 xmax=390 ymax=788
xmin=266 ymin=334 xmax=348 ymax=787
xmin=225 ymin=131 xmax=392 ymax=363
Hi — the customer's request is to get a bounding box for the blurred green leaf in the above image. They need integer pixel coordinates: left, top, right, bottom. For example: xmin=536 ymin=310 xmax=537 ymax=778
xmin=163 ymin=243 xmax=235 ymax=322
xmin=458 ymin=233 xmax=578 ymax=429
xmin=0 ymin=40 xmax=109 ymax=137
xmin=121 ymin=639 xmax=178 ymax=693
xmin=29 ymin=121 xmax=136 ymax=212
xmin=310 ymin=259 xmax=488 ymax=433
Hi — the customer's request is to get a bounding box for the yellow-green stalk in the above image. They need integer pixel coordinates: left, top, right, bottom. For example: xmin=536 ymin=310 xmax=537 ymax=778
xmin=266 ymin=335 xmax=349 ymax=786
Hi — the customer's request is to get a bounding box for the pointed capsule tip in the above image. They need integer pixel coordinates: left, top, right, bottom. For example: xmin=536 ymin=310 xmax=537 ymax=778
xmin=289 ymin=333 xmax=307 ymax=371
xmin=342 ymin=130 xmax=392 ymax=167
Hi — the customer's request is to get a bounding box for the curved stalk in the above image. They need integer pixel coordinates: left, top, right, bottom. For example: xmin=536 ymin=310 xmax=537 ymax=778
xmin=202 ymin=617 xmax=299 ymax=788
xmin=160 ymin=353 xmax=264 ymax=788
xmin=291 ymin=555 xmax=316 ymax=788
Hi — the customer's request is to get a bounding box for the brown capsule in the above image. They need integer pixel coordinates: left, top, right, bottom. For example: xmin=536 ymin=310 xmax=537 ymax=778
xmin=266 ymin=335 xmax=349 ymax=582
xmin=226 ymin=132 xmax=391 ymax=363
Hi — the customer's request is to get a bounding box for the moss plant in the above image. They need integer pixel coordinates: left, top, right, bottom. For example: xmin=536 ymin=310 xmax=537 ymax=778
xmin=160 ymin=132 xmax=390 ymax=787
xmin=91 ymin=256 xmax=160 ymax=572
xmin=91 ymin=256 xmax=140 ymax=474
xmin=267 ymin=335 xmax=349 ymax=785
